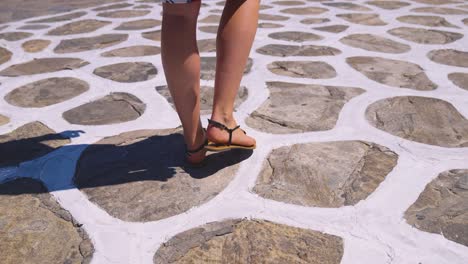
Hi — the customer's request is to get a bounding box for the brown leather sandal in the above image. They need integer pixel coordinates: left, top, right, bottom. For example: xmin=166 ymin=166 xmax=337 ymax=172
xmin=205 ymin=119 xmax=256 ymax=152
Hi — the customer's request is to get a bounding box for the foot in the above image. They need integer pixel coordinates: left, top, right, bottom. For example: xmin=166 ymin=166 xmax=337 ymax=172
xmin=186 ymin=130 xmax=207 ymax=166
xmin=206 ymin=118 xmax=256 ymax=148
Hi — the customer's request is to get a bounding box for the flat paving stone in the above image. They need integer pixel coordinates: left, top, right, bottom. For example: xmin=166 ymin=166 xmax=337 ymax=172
xmin=280 ymin=7 xmax=329 ymax=15
xmin=97 ymin=10 xmax=150 ymax=18
xmin=0 ymin=58 xmax=89 ymax=77
xmin=93 ymin=62 xmax=157 ymax=82
xmin=17 ymin=24 xmax=50 ymax=30
xmin=272 ymin=0 xmax=306 ymax=6
xmin=411 ymin=7 xmax=468 ymax=15
xmin=27 ymin=11 xmax=87 ymax=23
xmin=258 ymin=22 xmax=284 ymax=28
xmin=21 ymin=39 xmax=51 ymax=52
xmin=347 ymin=56 xmax=437 ymax=90
xmin=101 ymin=45 xmax=160 ymax=57
xmin=0 ymin=121 xmax=70 ymax=167
xmin=268 ymin=61 xmax=337 ymax=79
xmin=463 ymin=18 xmax=468 ymax=25
xmin=142 ymin=30 xmax=160 ymax=41
xmin=115 ymin=19 xmax=161 ymax=30
xmin=337 ymin=13 xmax=387 ymax=26
xmin=366 ymin=96 xmax=468 ymax=147
xmin=387 ymin=27 xmax=463 ymax=44
xmin=0 ymin=32 xmax=32 ymax=41
xmin=254 ymin=141 xmax=397 ymax=207
xmin=246 ymin=81 xmax=364 ymax=133
xmin=54 ymin=34 xmax=128 ymax=53
xmin=323 ymin=2 xmax=372 ymax=11
xmin=412 ymin=0 xmax=463 ymax=4
xmin=340 ymin=34 xmax=410 ymax=53
xmin=47 ymin=19 xmax=110 ymax=35
xmin=313 ymin=25 xmax=349 ymax=33
xmin=197 ymin=38 xmax=216 ymax=52
xmin=365 ymin=1 xmax=411 ymax=10
xmin=199 ymin=25 xmax=218 ymax=34
xmin=5 ymin=77 xmax=89 ymax=108
xmin=257 ymin=44 xmax=341 ymax=57
xmin=300 ymin=17 xmax=331 ymax=24
xmin=0 ymin=47 xmax=12 ymax=65
xmin=259 ymin=13 xmax=290 ymax=21
xmin=74 ymin=128 xmax=250 ymax=222
xmin=397 ymin=15 xmax=459 ymax=28
xmin=63 ymin=93 xmax=146 ymax=125
xmin=448 ymin=72 xmax=468 ymax=90
xmin=199 ymin=14 xmax=221 ymax=23
xmin=0 ymin=114 xmax=9 ymax=126
xmin=405 ymin=169 xmax=468 ymax=247
xmin=154 ymin=219 xmax=344 ymax=264
xmin=428 ymin=49 xmax=468 ymax=67
xmin=156 ymin=85 xmax=248 ymax=115
xmin=201 ymin=57 xmax=252 ymax=80
xmin=92 ymin=3 xmax=133 ymax=11
xmin=268 ymin=31 xmax=323 ymax=42
xmin=0 ymin=178 xmax=94 ymax=264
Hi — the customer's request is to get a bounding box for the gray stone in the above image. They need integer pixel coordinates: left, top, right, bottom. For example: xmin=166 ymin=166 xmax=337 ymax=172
xmin=412 ymin=0 xmax=463 ymax=4
xmin=428 ymin=49 xmax=468 ymax=68
xmin=254 ymin=141 xmax=398 ymax=207
xmin=199 ymin=15 xmax=221 ymax=23
xmin=97 ymin=10 xmax=150 ymax=18
xmin=63 ymin=93 xmax=146 ymax=125
xmin=0 ymin=114 xmax=9 ymax=126
xmin=0 ymin=178 xmax=94 ymax=264
xmin=17 ymin=24 xmax=50 ymax=30
xmin=300 ymin=18 xmax=330 ymax=24
xmin=258 ymin=13 xmax=290 ymax=21
xmin=47 ymin=19 xmax=111 ymax=35
xmin=267 ymin=61 xmax=337 ymax=79
xmin=154 ymin=219 xmax=344 ymax=264
xmin=272 ymin=0 xmax=306 ymax=6
xmin=142 ymin=30 xmax=161 ymax=41
xmin=115 ymin=19 xmax=161 ymax=30
xmin=156 ymin=85 xmax=248 ymax=115
xmin=197 ymin=39 xmax=216 ymax=52
xmin=0 ymin=47 xmax=12 ymax=65
xmin=93 ymin=62 xmax=157 ymax=82
xmin=365 ymin=1 xmax=411 ymax=10
xmin=0 ymin=122 xmax=70 ymax=167
xmin=0 ymin=58 xmax=89 ymax=76
xmin=463 ymin=18 xmax=468 ymax=26
xmin=366 ymin=96 xmax=468 ymax=147
xmin=246 ymin=82 xmax=364 ymax=133
xmin=405 ymin=169 xmax=468 ymax=246
xmin=397 ymin=15 xmax=459 ymax=28
xmin=101 ymin=45 xmax=161 ymax=57
xmin=323 ymin=2 xmax=372 ymax=11
xmin=347 ymin=56 xmax=437 ymax=90
xmin=411 ymin=7 xmax=468 ymax=15
xmin=314 ymin=25 xmax=349 ymax=33
xmin=281 ymin=7 xmax=329 ymax=15
xmin=74 ymin=128 xmax=250 ymax=222
xmin=93 ymin=3 xmax=133 ymax=11
xmin=5 ymin=77 xmax=89 ymax=108
xmin=340 ymin=34 xmax=411 ymax=54
xmin=388 ymin=27 xmax=463 ymax=44
xmin=28 ymin=12 xmax=87 ymax=23
xmin=257 ymin=44 xmax=341 ymax=57
xmin=0 ymin=32 xmax=32 ymax=41
xmin=21 ymin=39 xmax=51 ymax=52
xmin=448 ymin=72 xmax=468 ymax=90
xmin=268 ymin=31 xmax=322 ymax=42
xmin=258 ymin=22 xmax=284 ymax=28
xmin=54 ymin=34 xmax=128 ymax=53
xmin=201 ymin=57 xmax=252 ymax=80
xmin=199 ymin=25 xmax=218 ymax=34
xmin=337 ymin=13 xmax=387 ymax=26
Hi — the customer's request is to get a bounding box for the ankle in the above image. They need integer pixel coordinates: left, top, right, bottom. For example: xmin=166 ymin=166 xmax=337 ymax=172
xmin=210 ymin=113 xmax=236 ymax=127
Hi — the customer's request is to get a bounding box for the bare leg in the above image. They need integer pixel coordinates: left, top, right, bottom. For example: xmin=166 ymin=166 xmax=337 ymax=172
xmin=161 ymin=1 xmax=206 ymax=163
xmin=207 ymin=0 xmax=259 ymax=147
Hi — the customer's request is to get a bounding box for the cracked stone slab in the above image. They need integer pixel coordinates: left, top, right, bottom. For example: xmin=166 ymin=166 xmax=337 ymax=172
xmin=199 ymin=25 xmax=218 ymax=34
xmin=154 ymin=219 xmax=344 ymax=264
xmin=199 ymin=14 xmax=221 ymax=23
xmin=254 ymin=141 xmax=398 ymax=207
xmin=463 ymin=18 xmax=468 ymax=26
xmin=257 ymin=44 xmax=341 ymax=57
xmin=0 ymin=114 xmax=9 ymax=126
xmin=47 ymin=19 xmax=111 ymax=35
xmin=54 ymin=34 xmax=128 ymax=53
xmin=258 ymin=22 xmax=284 ymax=28
xmin=387 ymin=27 xmax=463 ymax=44
xmin=337 ymin=13 xmax=387 ymax=26
xmin=74 ymin=128 xmax=250 ymax=222
xmin=405 ymin=169 xmax=468 ymax=247
xmin=27 ymin=12 xmax=87 ymax=23
xmin=21 ymin=39 xmax=51 ymax=53
xmin=347 ymin=56 xmax=437 ymax=90
xmin=411 ymin=7 xmax=468 ymax=15
xmin=340 ymin=34 xmax=410 ymax=54
xmin=5 ymin=77 xmax=89 ymax=108
xmin=396 ymin=15 xmax=459 ymax=28
xmin=366 ymin=96 xmax=468 ymax=148
xmin=272 ymin=0 xmax=306 ymax=6
xmin=18 ymin=24 xmax=50 ymax=30
xmin=0 ymin=178 xmax=94 ymax=264
xmin=246 ymin=81 xmax=364 ymax=133
xmin=101 ymin=45 xmax=161 ymax=57
xmin=97 ymin=10 xmax=150 ymax=18
xmin=267 ymin=61 xmax=337 ymax=79
xmin=300 ymin=17 xmax=330 ymax=24
xmin=93 ymin=3 xmax=133 ymax=11
xmin=201 ymin=57 xmax=252 ymax=80
xmin=365 ymin=1 xmax=411 ymax=10
xmin=313 ymin=25 xmax=349 ymax=33
xmin=322 ymin=2 xmax=372 ymax=11
xmin=93 ymin=62 xmax=157 ymax=82
xmin=115 ymin=19 xmax=161 ymax=30
xmin=0 ymin=47 xmax=12 ymax=65
xmin=156 ymin=85 xmax=248 ymax=115
xmin=258 ymin=13 xmax=290 ymax=21
xmin=197 ymin=39 xmax=216 ymax=52
xmin=268 ymin=31 xmax=323 ymax=42
xmin=428 ymin=49 xmax=468 ymax=68
xmin=448 ymin=72 xmax=468 ymax=90
xmin=412 ymin=0 xmax=464 ymax=5
xmin=63 ymin=93 xmax=146 ymax=125
xmin=0 ymin=121 xmax=70 ymax=167
xmin=0 ymin=32 xmax=33 ymax=41
xmin=280 ymin=7 xmax=329 ymax=15
xmin=0 ymin=58 xmax=89 ymax=77
xmin=142 ymin=30 xmax=161 ymax=41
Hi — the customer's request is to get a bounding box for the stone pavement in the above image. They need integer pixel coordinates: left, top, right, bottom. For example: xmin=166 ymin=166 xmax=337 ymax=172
xmin=0 ymin=0 xmax=467 ymax=263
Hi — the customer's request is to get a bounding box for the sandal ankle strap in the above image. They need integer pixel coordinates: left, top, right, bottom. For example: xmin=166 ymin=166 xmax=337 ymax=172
xmin=207 ymin=119 xmax=240 ymax=146
xmin=186 ymin=139 xmax=208 ymax=156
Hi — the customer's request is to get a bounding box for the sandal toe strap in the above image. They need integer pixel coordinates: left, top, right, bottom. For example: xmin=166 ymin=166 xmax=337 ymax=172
xmin=208 ymin=119 xmax=242 ymax=146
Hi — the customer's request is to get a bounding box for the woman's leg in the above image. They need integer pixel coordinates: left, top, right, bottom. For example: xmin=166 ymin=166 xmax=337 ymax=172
xmin=207 ymin=0 xmax=259 ymax=147
xmin=161 ymin=1 xmax=206 ymax=163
